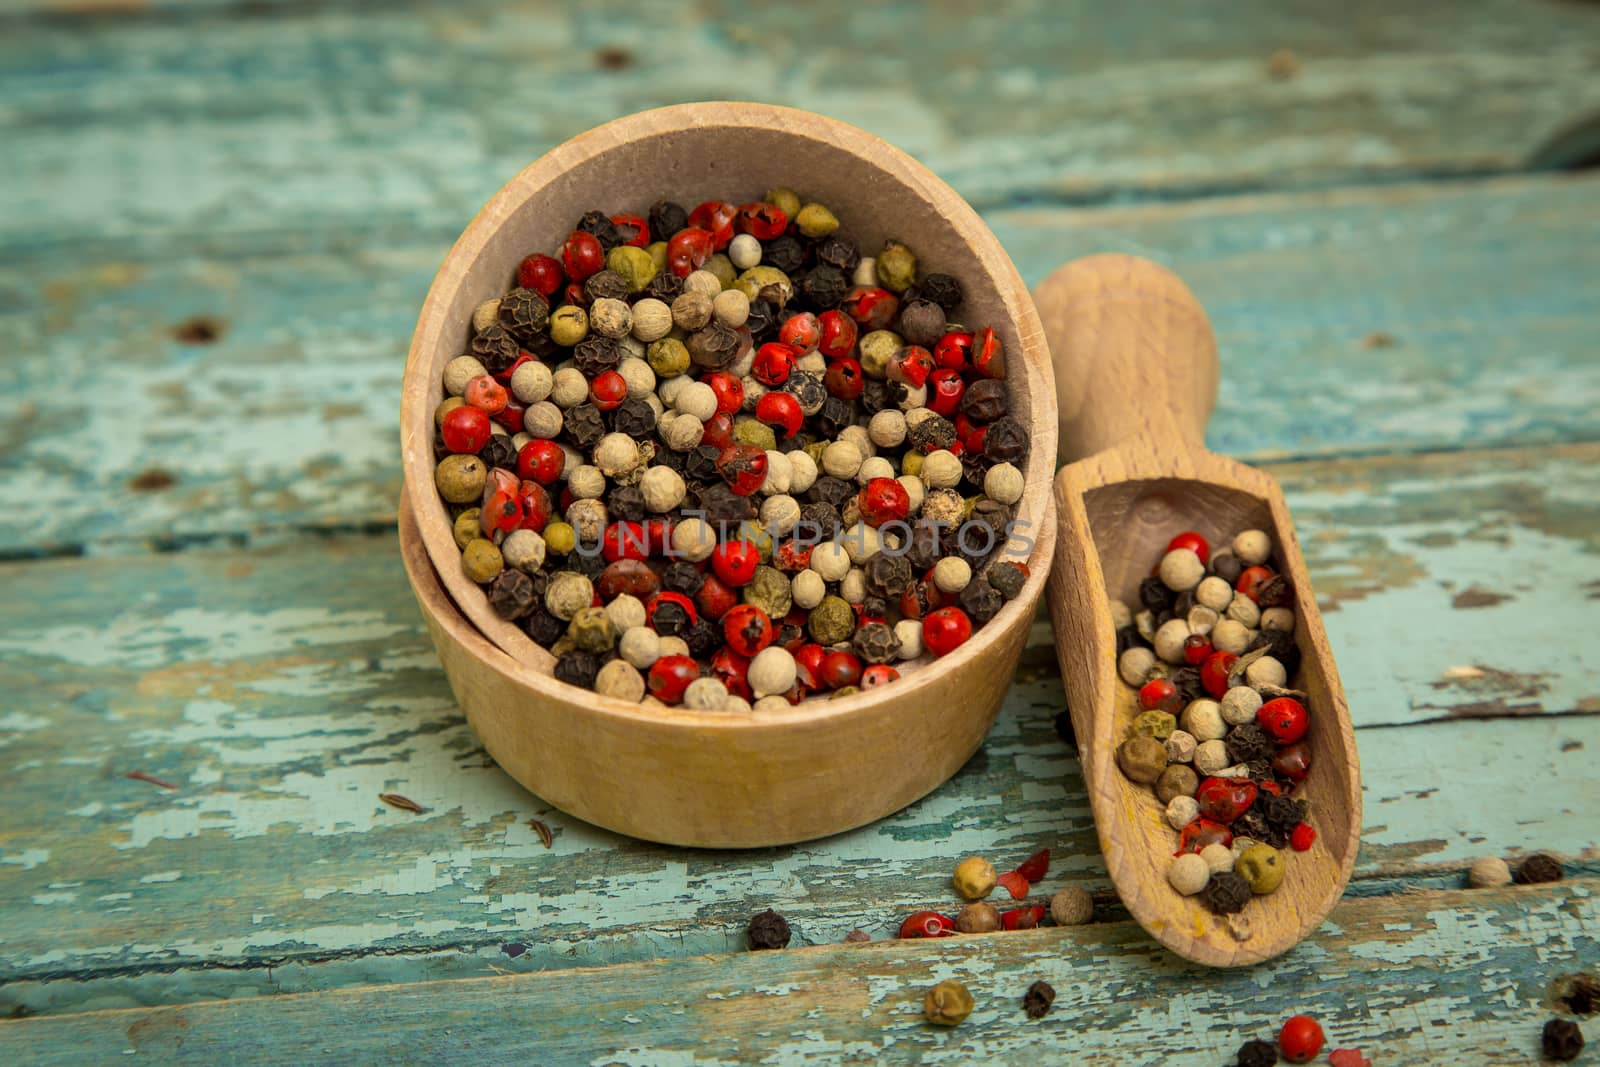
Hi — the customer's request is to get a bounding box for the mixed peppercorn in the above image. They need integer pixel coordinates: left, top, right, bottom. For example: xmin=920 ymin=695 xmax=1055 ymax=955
xmin=1110 ymin=529 xmax=1315 ymax=916
xmin=432 ymin=190 xmax=1031 ymax=708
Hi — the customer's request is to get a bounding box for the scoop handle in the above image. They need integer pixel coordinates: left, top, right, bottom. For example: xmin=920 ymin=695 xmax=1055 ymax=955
xmin=1032 ymin=254 xmax=1219 ymax=462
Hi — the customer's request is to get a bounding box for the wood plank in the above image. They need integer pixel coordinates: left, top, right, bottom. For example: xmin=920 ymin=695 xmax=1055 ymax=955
xmin=2 ymin=0 xmax=1598 ymax=251
xmin=1 ymin=881 xmax=1594 ymax=1064
xmin=0 ymin=444 xmax=1595 ymax=1016
xmin=3 ymin=175 xmax=1598 ymax=555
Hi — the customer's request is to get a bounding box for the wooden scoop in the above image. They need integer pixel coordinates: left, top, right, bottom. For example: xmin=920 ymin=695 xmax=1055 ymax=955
xmin=1035 ymin=254 xmax=1361 ymax=966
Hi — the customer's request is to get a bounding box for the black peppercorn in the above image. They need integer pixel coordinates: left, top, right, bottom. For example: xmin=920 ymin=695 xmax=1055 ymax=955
xmin=987 ymin=561 xmax=1027 ymax=600
xmin=861 ymin=595 xmax=888 ymax=620
xmin=522 ymin=604 xmax=565 ymax=646
xmin=799 ymin=501 xmax=841 ymax=538
xmin=776 ymin=433 xmax=806 ymax=454
xmin=746 ymin=909 xmax=791 ymax=950
xmin=863 ymin=552 xmax=913 ymax=598
xmin=576 ymin=209 xmax=622 ymax=251
xmin=762 ymin=235 xmax=806 ymax=275
xmin=1257 ymin=573 xmax=1293 ymax=608
xmin=660 ymin=560 xmax=706 ymax=597
xmin=1022 ymin=980 xmax=1055 ymax=1020
xmin=607 ymin=484 xmax=645 ymax=524
xmin=799 ymin=266 xmax=848 ymax=310
xmin=685 ymin=617 xmax=721 ymax=657
xmin=496 ymin=287 xmax=551 ymax=345
xmin=859 ymin=380 xmax=892 ymax=417
xmin=564 ymin=403 xmax=605 ymax=450
xmin=1115 ymin=625 xmax=1139 ymax=657
xmin=651 ymin=599 xmax=694 ymax=639
xmin=478 ymin=434 xmax=518 ymax=473
xmin=1516 ymin=853 xmax=1564 ymax=884
xmin=584 ymin=268 xmax=630 ymax=302
xmin=684 ymin=444 xmax=722 ymax=485
xmin=694 ymin=482 xmax=756 ymax=525
xmin=916 ymin=272 xmax=963 ymax=312
xmin=960 ymin=379 xmax=1008 ymax=423
xmin=653 ymin=444 xmax=687 ymax=476
xmin=687 ymin=321 xmax=742 ymax=370
xmin=984 ymin=415 xmax=1029 ymax=464
xmin=1173 ymin=589 xmax=1195 ymax=618
xmin=782 ymin=372 xmax=828 ymax=417
xmin=609 ymin=396 xmax=656 ymax=439
xmin=1235 ymin=1038 xmax=1277 ymax=1067
xmin=642 ymin=270 xmax=683 ymax=303
xmin=1202 ymin=870 xmax=1251 ymax=914
xmin=905 ymin=524 xmax=942 ymax=571
xmin=776 ymin=622 xmax=804 ymax=649
xmin=806 ymin=476 xmax=857 ymax=509
xmin=897 ymin=298 xmax=947 ymax=347
xmin=573 ymin=335 xmax=621 ymax=377
xmin=522 ymin=329 xmax=559 ymax=363
xmin=1226 ymin=722 xmax=1274 ymax=765
xmin=569 ymin=550 xmax=608 ymax=578
xmin=852 ymin=621 xmax=901 ymax=664
xmin=813 ymin=234 xmax=859 ymax=273
xmin=908 ymin=414 xmax=957 ymax=454
xmin=470 ymin=323 xmax=521 ymax=373
xmin=959 ymin=578 xmax=1004 ymax=625
xmin=553 ymin=649 xmax=600 ymax=689
xmin=1171 ymin=666 xmax=1203 ymax=705
xmin=487 ymin=568 xmax=536 ymax=620
xmin=648 ymin=199 xmax=688 ymax=241
xmin=1260 ymin=792 xmax=1304 ymax=831
xmin=1210 ymin=551 xmax=1243 ymax=584
xmin=1139 ymin=576 xmax=1174 ymax=613
xmin=745 ymin=297 xmax=780 ymax=340
xmin=812 ymin=396 xmax=854 ymax=439
xmin=961 ymin=453 xmax=994 ymax=491
xmin=1233 ymin=808 xmax=1287 ymax=849
xmin=1543 ymin=1018 xmax=1585 ymax=1061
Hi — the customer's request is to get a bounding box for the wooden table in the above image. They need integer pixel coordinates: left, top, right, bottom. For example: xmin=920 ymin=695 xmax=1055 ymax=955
xmin=1 ymin=2 xmax=1596 ymax=1062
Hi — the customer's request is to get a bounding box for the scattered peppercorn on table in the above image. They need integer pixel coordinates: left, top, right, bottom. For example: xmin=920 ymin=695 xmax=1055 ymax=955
xmin=1 ymin=3 xmax=1598 ymax=1064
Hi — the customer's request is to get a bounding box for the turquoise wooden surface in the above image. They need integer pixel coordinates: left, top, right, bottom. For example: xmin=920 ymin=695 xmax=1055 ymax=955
xmin=1 ymin=0 xmax=1597 ymax=1061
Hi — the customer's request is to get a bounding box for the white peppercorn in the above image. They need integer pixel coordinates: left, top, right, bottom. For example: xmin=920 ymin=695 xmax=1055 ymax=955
xmin=671 ymin=517 xmax=717 ymax=562
xmin=1211 ymin=618 xmax=1251 ymax=655
xmin=567 ymin=464 xmax=606 ymax=500
xmin=545 ymin=572 xmax=594 ymax=621
xmin=1168 ymin=852 xmax=1210 ymax=896
xmin=589 ymin=297 xmax=632 ymax=339
xmin=857 ymin=456 xmax=895 ymax=485
xmin=1119 ymin=647 xmax=1158 ymax=687
xmin=1049 ymin=886 xmax=1094 ymax=927
xmin=791 ymin=569 xmax=826 ymax=610
xmin=723 ymin=694 xmax=753 ymax=714
xmin=712 ymin=288 xmax=749 ymax=328
xmin=1212 ymin=763 xmax=1251 ymax=779
xmin=1261 ymin=607 xmax=1295 ymax=632
xmin=821 ymin=440 xmax=863 ymax=479
xmin=471 ymin=298 xmax=501 ymax=333
xmin=1467 ymin=856 xmax=1512 ymax=888
xmin=810 ymin=541 xmax=852 ymax=582
xmin=796 ymin=350 xmax=826 ymax=374
xmin=1233 ymin=529 xmax=1272 ymax=566
xmin=749 ymin=646 xmax=797 ymax=698
xmin=661 ymin=412 xmax=704 ymax=451
xmin=674 ymin=381 xmax=718 ymax=421
xmin=593 ymin=433 xmax=640 ymax=478
xmin=1158 ymin=548 xmax=1205 ymax=592
xmin=761 ymin=494 xmax=801 ymax=536
xmin=551 ymin=367 xmax=589 ymax=408
xmin=983 ymin=462 xmax=1024 ymax=505
xmin=1226 ymin=594 xmax=1261 ymax=628
xmin=1219 ymin=686 xmax=1262 ymax=726
xmin=1196 ymin=576 xmax=1233 ymax=612
xmin=752 ymin=695 xmax=792 ymax=712
xmin=618 ymin=625 xmax=660 ymax=669
xmin=589 ymin=659 xmax=643 ymax=702
xmin=727 ymin=233 xmax=762 ymax=270
xmin=640 ymin=465 xmax=686 ymax=512
xmin=1164 ymin=729 xmax=1197 ymax=764
xmin=501 ymin=529 xmax=546 ymax=573
xmin=1186 ymin=605 xmax=1219 ymax=637
xmin=868 ymin=409 xmax=907 ymax=448
xmin=1154 ymin=618 xmax=1192 ymax=664
xmin=523 ymin=401 xmax=562 ymax=439
xmin=1193 ymin=739 xmax=1231 ymax=775
xmin=893 ymin=619 xmax=923 ymax=659
xmin=616 ymin=356 xmax=656 ymax=398
xmin=444 ymin=355 xmax=487 ymax=396
xmin=760 ymin=451 xmax=793 ymax=495
xmin=932 ymin=557 xmax=972 ymax=594
xmin=839 ymin=567 xmax=868 ymax=605
xmin=1135 ymin=609 xmax=1158 ymax=644
xmin=671 ymin=290 xmax=713 ymax=331
xmin=566 ymin=498 xmax=606 ymax=544
xmin=896 ymin=383 xmax=928 ymax=411
xmin=628 ymin=297 xmax=672 ymax=343
xmin=510 ymin=360 xmax=554 ymax=404
xmin=897 ymin=474 xmax=925 ymax=516
xmin=921 ymin=489 xmax=964 ymax=529
xmin=683 ymin=269 xmax=722 ymax=297
xmin=658 ymin=636 xmax=691 ymax=658
xmin=1199 ymin=843 xmax=1235 ymax=876
xmin=921 ymin=450 xmax=963 ymax=490
xmin=1166 ymin=795 xmax=1200 ymax=830
xmin=684 ymin=676 xmax=731 ymax=710
xmin=841 ymin=522 xmax=881 ymax=564
xmin=1245 ymin=656 xmax=1287 ymax=689
xmin=852 ymin=256 xmax=877 ymax=287
xmin=1180 ymin=699 xmax=1227 ymax=742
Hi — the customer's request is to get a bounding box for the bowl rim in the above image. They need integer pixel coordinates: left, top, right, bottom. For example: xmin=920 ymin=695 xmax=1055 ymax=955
xmin=400 ymin=100 xmax=1059 ymax=727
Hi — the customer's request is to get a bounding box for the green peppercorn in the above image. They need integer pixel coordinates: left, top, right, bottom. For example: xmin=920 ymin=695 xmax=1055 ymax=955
xmin=647 ymin=337 xmax=691 ymax=379
xmin=705 ymin=252 xmax=737 ymax=290
xmin=795 ymin=202 xmax=839 ymax=239
xmin=1116 ymin=735 xmax=1168 ymax=784
xmin=808 ymin=595 xmax=855 ymax=645
xmin=900 ymin=450 xmax=924 ymax=478
xmin=568 ymin=605 xmax=618 ymax=653
xmin=549 ymin=305 xmax=588 ymax=346
xmin=1132 ymin=710 xmax=1177 ymax=739
xmin=732 ymin=416 xmax=777 ymax=453
xmin=766 ymin=187 xmax=802 ymax=220
xmin=804 ymin=440 xmax=828 ymax=466
xmin=1235 ymin=844 xmax=1285 ymax=895
xmin=857 ymin=330 xmax=903 ymax=379
xmin=543 ymin=521 xmax=575 ymax=555
xmin=1154 ymin=763 xmax=1199 ymax=805
xmin=829 ymin=685 xmax=860 ymax=699
xmin=606 ymin=245 xmax=657 ymax=292
xmin=923 ymin=979 xmax=974 ymax=1027
xmin=435 ymin=454 xmax=487 ymax=504
xmin=734 ymin=266 xmax=794 ymax=307
xmin=461 ymin=538 xmax=503 ymax=584
xmin=876 ymin=239 xmax=917 ymax=292
xmin=452 ymin=508 xmax=482 ymax=550
xmin=744 ymin=565 xmax=792 ymax=620
xmin=734 ymin=520 xmax=774 ymax=564
xmin=646 ymin=240 xmax=668 ymax=274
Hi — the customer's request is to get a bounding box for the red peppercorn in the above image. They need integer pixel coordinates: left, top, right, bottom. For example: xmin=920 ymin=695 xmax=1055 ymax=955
xmin=601 ymin=521 xmax=649 ymax=563
xmin=645 ymin=519 xmax=673 ymax=557
xmin=1015 ymin=848 xmax=1051 ymax=883
xmin=1257 ymin=697 xmax=1310 ymax=744
xmin=492 ymin=352 xmax=535 ymax=385
xmin=860 ymin=664 xmax=899 ymax=688
xmin=1000 ymin=905 xmax=1047 ymax=931
xmin=694 ymin=573 xmax=738 ymax=622
xmin=1200 ymin=650 xmax=1239 ymax=699
xmin=822 ymin=357 xmax=865 ymax=400
xmin=716 ymin=444 xmax=768 ymax=496
xmin=1138 ymin=678 xmax=1181 ymax=712
xmin=922 ymin=607 xmax=973 ymax=657
xmin=703 ymin=371 xmax=743 ymax=416
xmin=897 ymin=911 xmax=957 ymax=939
xmin=560 ymin=281 xmax=588 ymax=308
xmin=722 ymin=604 xmax=775 ymax=658
xmin=841 ymin=286 xmax=898 ymax=331
xmin=963 ymin=423 xmax=989 ymax=455
xmin=1328 ymin=1051 xmax=1371 ymax=1067
xmin=1175 ymin=817 xmax=1233 ymax=855
xmin=1272 ymin=741 xmax=1312 ymax=781
xmin=1166 ymin=531 xmax=1210 ymax=565
xmin=647 ymin=655 xmax=700 ymax=704
xmin=932 ymin=330 xmax=973 ymax=371
xmin=441 ymin=405 xmax=491 ymax=453
xmin=816 ymin=309 xmax=858 ymax=359
xmin=818 ymin=649 xmax=862 ymax=689
xmin=464 ymin=374 xmax=508 ymax=415
xmin=772 ymin=540 xmax=812 ymax=573
xmin=517 ymin=253 xmax=565 ymax=297
xmin=1290 ymin=822 xmax=1317 ymax=852
xmin=751 ymin=342 xmax=797 ymax=386
xmin=559 ymin=230 xmax=604 ymax=282
xmin=972 ymin=326 xmax=1006 ymax=379
xmin=1278 ymin=1015 xmax=1325 ymax=1064
xmin=794 ymin=643 xmax=827 ymax=690
xmin=1236 ymin=566 xmax=1275 ymax=603
xmin=589 ymin=369 xmax=628 ymax=411
xmin=711 ymin=539 xmax=760 ymax=587
xmin=888 ymin=345 xmax=935 ymax=389
xmin=735 ymin=201 xmax=788 ymax=240
xmin=687 ymin=201 xmax=737 ymax=249
xmin=710 ymin=647 xmax=752 ymax=700
xmin=516 ymin=439 xmax=565 ymax=484
xmin=1195 ymin=776 xmax=1259 ymax=824
xmin=609 ymin=212 xmax=650 ymax=248
xmin=1182 ymin=633 xmax=1214 ymax=665
xmin=646 ymin=592 xmax=698 ymax=631
xmin=666 ymin=227 xmax=714 ymax=277
xmin=778 ymin=311 xmax=820 ymax=352
xmin=755 ymin=390 xmax=804 ymax=437
xmin=700 ymin=412 xmax=734 ymax=451
xmin=480 ymin=485 xmax=523 ymax=538
xmin=926 ymin=368 xmax=966 ymax=417
xmin=517 ymin=480 xmax=550 ymax=532
xmin=491 ymin=398 xmax=525 ymax=433
xmin=858 ymin=477 xmax=911 ymax=528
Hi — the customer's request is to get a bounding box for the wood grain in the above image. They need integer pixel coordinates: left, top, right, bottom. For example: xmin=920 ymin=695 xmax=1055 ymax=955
xmin=5 ymin=175 xmax=1598 ymax=557
xmin=1 ymin=444 xmax=1594 ymax=1015
xmin=1 ymin=880 xmax=1593 ymax=1065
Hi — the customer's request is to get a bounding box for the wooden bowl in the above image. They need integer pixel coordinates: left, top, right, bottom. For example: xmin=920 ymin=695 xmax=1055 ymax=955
xmin=398 ymin=103 xmax=1057 ymax=848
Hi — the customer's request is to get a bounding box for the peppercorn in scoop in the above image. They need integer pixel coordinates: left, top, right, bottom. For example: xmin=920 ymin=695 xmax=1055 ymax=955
xmin=432 ymin=192 xmax=1031 ymax=708
xmin=1110 ymin=529 xmax=1317 ymax=915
